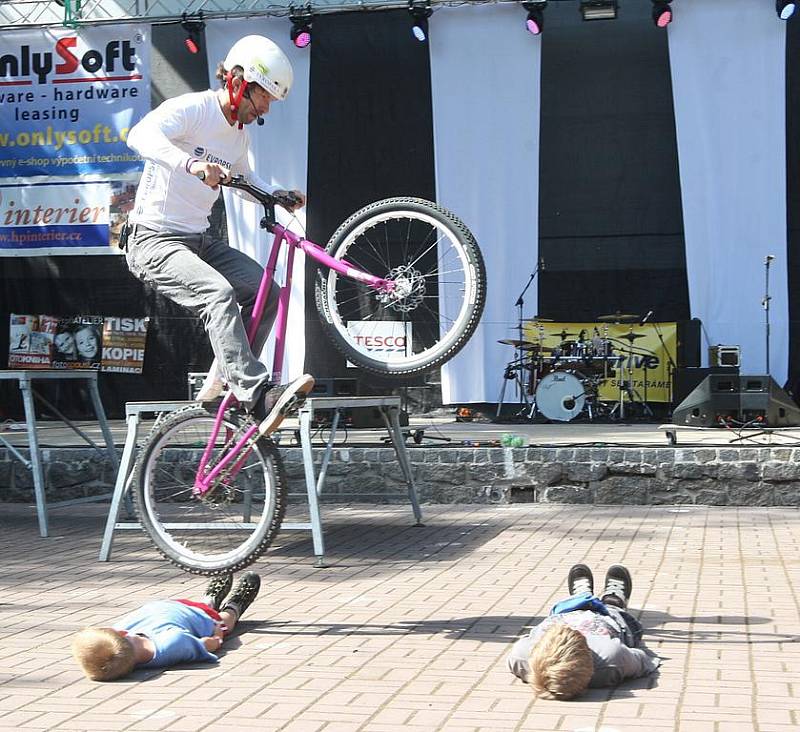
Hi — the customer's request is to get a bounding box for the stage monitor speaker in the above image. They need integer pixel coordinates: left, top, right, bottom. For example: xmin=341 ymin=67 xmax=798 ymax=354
xmin=672 ymin=374 xmax=800 ymax=427
xmin=673 ymin=366 xmax=738 ymax=407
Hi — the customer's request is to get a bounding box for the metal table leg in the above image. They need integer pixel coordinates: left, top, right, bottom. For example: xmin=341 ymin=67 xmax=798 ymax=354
xmin=19 ymin=375 xmax=48 ymax=538
xmin=382 ymin=406 xmax=423 ymax=525
xmin=99 ymin=413 xmax=140 ymax=561
xmin=299 ymin=407 xmax=326 ymax=567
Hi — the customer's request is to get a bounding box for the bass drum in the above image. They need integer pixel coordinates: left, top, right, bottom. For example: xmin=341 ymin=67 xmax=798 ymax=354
xmin=535 ymin=371 xmax=586 ymax=422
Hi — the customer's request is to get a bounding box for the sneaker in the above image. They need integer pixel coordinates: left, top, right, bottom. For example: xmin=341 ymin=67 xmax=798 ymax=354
xmin=221 ymin=571 xmax=261 ymax=620
xmin=201 ymin=574 xmax=233 ymax=611
xmin=601 ymin=564 xmax=632 ymax=609
xmin=195 ymin=361 xmax=224 ymax=401
xmin=196 ymin=376 xmax=224 ymax=401
xmin=254 ymin=374 xmax=315 ymax=436
xmin=567 ymin=563 xmax=594 ymax=596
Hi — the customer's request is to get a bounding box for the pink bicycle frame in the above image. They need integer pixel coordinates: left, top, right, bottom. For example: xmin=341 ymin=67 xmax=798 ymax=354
xmin=192 ymin=220 xmax=395 ymax=496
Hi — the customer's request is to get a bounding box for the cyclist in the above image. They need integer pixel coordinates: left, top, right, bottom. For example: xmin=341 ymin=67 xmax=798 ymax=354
xmin=125 ymin=35 xmax=313 ymax=434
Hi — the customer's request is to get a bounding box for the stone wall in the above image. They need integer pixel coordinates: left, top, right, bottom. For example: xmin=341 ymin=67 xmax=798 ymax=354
xmin=3 ymin=444 xmax=800 ymax=507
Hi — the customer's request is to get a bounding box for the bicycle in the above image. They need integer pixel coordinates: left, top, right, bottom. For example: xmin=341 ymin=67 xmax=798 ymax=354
xmin=132 ymin=177 xmax=486 ymax=575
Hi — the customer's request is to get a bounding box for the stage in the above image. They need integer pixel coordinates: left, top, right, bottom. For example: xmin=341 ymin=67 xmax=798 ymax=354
xmin=3 ymin=411 xmax=800 ymax=449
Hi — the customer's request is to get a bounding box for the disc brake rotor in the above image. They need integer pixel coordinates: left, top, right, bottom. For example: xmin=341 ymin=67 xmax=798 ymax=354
xmin=376 ymin=265 xmax=426 ymax=313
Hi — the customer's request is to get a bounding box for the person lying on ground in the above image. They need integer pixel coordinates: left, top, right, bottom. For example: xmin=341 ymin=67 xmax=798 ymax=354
xmin=72 ymin=572 xmax=260 ymax=681
xmin=506 ymin=563 xmax=661 ymax=699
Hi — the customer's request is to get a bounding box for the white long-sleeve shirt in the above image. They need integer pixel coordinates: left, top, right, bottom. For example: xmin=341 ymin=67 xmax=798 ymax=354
xmin=127 ymin=89 xmax=273 ymax=234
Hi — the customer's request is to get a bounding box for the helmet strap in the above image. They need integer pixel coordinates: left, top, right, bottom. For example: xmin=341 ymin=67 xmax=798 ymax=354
xmin=226 ymin=70 xmax=248 ymax=130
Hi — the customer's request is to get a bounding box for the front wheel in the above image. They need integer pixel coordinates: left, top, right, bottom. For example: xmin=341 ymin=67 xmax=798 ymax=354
xmin=315 ymin=197 xmax=486 ymax=377
xmin=132 ymin=404 xmax=287 ymax=575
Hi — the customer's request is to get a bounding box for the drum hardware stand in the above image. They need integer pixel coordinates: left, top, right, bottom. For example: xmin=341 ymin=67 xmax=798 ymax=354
xmin=608 ymin=330 xmax=652 ymax=421
xmin=763 ymin=254 xmax=774 ymax=376
xmin=496 ymin=359 xmax=535 ymax=419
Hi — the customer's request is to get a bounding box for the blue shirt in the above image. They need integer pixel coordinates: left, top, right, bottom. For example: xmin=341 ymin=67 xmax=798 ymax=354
xmin=117 ymin=600 xmax=219 ymax=668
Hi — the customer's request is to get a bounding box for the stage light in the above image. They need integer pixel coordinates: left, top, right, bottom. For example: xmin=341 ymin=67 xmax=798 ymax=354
xmin=181 ymin=12 xmax=205 ymax=55
xmin=523 ymin=1 xmax=547 ymax=35
xmin=409 ymin=0 xmax=433 ymax=42
xmin=652 ymin=1 xmax=672 ymax=27
xmin=290 ymin=6 xmax=313 ymax=49
xmin=777 ymin=1 xmax=797 ymax=20
xmin=579 ymin=0 xmax=618 ymax=21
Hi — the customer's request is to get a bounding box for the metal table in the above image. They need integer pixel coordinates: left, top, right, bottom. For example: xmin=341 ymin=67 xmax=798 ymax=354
xmin=99 ymin=395 xmax=423 ymax=566
xmin=0 ymin=369 xmax=118 ymax=537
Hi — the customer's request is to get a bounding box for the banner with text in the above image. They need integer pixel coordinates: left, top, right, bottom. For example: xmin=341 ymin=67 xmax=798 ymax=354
xmin=9 ymin=314 xmax=149 ymax=373
xmin=0 ymin=180 xmax=135 ymax=255
xmin=0 ymin=24 xmax=149 ymax=181
xmin=523 ymin=321 xmax=678 ymax=403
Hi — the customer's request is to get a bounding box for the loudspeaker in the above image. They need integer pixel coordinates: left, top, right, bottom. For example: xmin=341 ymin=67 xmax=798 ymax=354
xmin=676 ymin=319 xmax=702 ymax=368
xmin=673 ymin=366 xmax=739 ymax=407
xmin=672 ymin=374 xmax=800 ymax=427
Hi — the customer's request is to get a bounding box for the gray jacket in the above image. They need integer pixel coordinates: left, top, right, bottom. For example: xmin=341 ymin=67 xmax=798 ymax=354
xmin=506 ymin=608 xmax=661 ymax=688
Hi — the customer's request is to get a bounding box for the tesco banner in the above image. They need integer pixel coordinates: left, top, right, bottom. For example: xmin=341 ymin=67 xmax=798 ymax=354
xmin=346 ymin=320 xmax=412 ymax=365
xmin=0 ymin=25 xmax=149 ymax=181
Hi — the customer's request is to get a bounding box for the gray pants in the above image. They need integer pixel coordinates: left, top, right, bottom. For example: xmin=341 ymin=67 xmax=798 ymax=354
xmin=125 ymin=226 xmax=279 ymax=404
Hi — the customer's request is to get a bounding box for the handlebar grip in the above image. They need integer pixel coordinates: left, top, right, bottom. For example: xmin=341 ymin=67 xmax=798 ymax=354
xmin=275 ymin=191 xmax=301 ymax=207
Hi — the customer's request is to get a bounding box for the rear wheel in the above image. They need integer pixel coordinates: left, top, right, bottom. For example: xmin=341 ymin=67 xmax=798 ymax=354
xmin=132 ymin=404 xmax=287 ymax=575
xmin=315 ymin=197 xmax=486 ymax=377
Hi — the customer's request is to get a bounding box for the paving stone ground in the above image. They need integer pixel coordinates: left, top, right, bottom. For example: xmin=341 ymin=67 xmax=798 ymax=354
xmin=1 ymin=502 xmax=799 ymax=732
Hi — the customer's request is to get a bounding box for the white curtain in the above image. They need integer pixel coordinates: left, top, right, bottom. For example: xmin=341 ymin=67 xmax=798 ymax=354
xmin=206 ymin=18 xmax=309 ymax=383
xmin=668 ymin=0 xmax=788 ymax=384
xmin=430 ymin=4 xmax=542 ymax=404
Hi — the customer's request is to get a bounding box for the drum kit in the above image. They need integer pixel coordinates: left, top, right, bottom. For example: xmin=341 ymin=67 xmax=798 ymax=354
xmin=496 ymin=312 xmax=656 ymax=422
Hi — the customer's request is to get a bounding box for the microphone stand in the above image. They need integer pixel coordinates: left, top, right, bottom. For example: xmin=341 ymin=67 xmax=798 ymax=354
xmin=513 ymin=262 xmax=542 ymax=403
xmin=763 ymin=255 xmax=774 ymax=376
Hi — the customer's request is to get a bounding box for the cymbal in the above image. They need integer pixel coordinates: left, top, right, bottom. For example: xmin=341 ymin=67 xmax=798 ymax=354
xmin=619 ymin=332 xmax=647 ymax=341
xmin=498 ymin=339 xmax=539 ymax=349
xmin=597 ymin=313 xmax=640 ymax=323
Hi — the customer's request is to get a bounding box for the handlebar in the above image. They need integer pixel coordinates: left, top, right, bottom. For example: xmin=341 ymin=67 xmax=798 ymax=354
xmin=219 ymin=174 xmax=302 ymax=210
xmin=199 ymin=174 xmax=301 ymax=232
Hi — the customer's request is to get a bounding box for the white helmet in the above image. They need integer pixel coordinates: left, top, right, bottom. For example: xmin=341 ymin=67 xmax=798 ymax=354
xmin=224 ymin=35 xmax=293 ymax=101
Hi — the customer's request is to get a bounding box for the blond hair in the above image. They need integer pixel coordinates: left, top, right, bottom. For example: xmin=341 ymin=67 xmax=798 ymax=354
xmin=71 ymin=627 xmax=136 ymax=681
xmin=529 ymin=623 xmax=593 ymax=700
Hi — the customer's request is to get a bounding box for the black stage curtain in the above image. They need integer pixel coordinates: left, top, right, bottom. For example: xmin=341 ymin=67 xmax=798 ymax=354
xmin=537 ymin=2 xmax=689 ymax=323
xmin=305 ymin=9 xmax=435 ymax=381
xmin=786 ymin=17 xmax=800 ymax=395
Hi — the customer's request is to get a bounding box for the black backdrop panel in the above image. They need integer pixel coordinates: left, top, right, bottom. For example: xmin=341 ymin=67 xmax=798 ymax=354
xmin=0 ymin=25 xmax=215 ymax=420
xmin=786 ymin=16 xmax=800 ymax=395
xmin=538 ymin=2 xmax=689 ymax=322
xmin=0 ymin=256 xmax=213 ymax=420
xmin=305 ymin=10 xmax=435 ymax=379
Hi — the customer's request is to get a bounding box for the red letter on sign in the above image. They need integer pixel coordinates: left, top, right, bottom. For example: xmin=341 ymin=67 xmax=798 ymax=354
xmin=55 ymin=37 xmax=78 ymax=74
